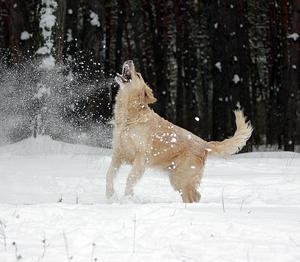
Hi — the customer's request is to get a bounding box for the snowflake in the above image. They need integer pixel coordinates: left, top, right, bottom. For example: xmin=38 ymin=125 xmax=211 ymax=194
xmin=287 ymin=33 xmax=299 ymax=41
xmin=233 ymin=74 xmax=240 ymax=84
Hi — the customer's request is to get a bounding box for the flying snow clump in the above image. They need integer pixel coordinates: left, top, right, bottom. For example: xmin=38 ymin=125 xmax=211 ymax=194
xmin=37 ymin=0 xmax=58 ymax=69
xmin=40 ymin=55 xmax=55 ymax=70
xmin=90 ymin=11 xmax=100 ymax=27
xmin=233 ymin=74 xmax=240 ymax=84
xmin=287 ymin=33 xmax=299 ymax=41
xmin=215 ymin=62 xmax=222 ymax=72
xmin=67 ymin=29 xmax=73 ymax=42
xmin=20 ymin=31 xmax=32 ymax=40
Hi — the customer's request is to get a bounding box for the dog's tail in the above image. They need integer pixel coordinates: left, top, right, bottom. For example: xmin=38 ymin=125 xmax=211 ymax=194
xmin=206 ymin=110 xmax=253 ymax=157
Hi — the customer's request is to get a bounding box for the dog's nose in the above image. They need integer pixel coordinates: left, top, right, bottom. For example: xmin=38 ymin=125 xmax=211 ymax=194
xmin=124 ymin=60 xmax=134 ymax=66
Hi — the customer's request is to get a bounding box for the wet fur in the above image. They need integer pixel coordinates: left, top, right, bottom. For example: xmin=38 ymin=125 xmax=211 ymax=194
xmin=106 ymin=67 xmax=253 ymax=203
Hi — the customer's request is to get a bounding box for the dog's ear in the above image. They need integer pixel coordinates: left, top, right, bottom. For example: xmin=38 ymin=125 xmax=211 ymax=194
xmin=141 ymin=86 xmax=157 ymax=105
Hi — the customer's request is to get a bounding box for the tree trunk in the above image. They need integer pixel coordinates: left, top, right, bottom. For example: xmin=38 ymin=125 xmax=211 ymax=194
xmin=266 ymin=0 xmax=281 ymax=145
xmin=54 ymin=0 xmax=66 ymax=63
xmin=104 ymin=1 xmax=111 ymax=77
xmin=205 ymin=1 xmax=231 ymax=140
xmin=174 ymin=0 xmax=184 ymax=127
xmin=64 ymin=0 xmax=79 ymax=59
xmin=284 ymin=0 xmax=299 ymax=151
xmin=115 ymin=0 xmax=125 ymax=73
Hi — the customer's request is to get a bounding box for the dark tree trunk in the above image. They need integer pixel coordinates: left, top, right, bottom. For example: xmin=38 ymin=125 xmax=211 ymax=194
xmin=126 ymin=0 xmax=146 ymax=78
xmin=155 ymin=0 xmax=169 ymax=118
xmin=183 ymin=1 xmax=200 ymax=134
xmin=266 ymin=0 xmax=281 ymax=145
xmin=144 ymin=0 xmax=169 ymax=118
xmin=249 ymin=0 xmax=263 ymax=145
xmin=53 ymin=0 xmax=66 ymax=63
xmin=283 ymin=0 xmax=299 ymax=151
xmin=81 ymin=0 xmax=103 ymax=66
xmin=174 ymin=0 xmax=184 ymax=127
xmin=104 ymin=1 xmax=111 ymax=77
xmin=230 ymin=0 xmax=252 ymax=151
xmin=7 ymin=0 xmax=32 ymax=63
xmin=123 ymin=0 xmax=132 ymax=60
xmin=115 ymin=0 xmax=125 ymax=73
xmin=64 ymin=0 xmax=79 ymax=59
xmin=0 ymin=1 xmax=9 ymax=52
xmin=205 ymin=1 xmax=231 ymax=140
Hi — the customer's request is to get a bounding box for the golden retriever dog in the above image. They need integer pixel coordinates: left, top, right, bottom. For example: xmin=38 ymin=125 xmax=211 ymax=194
xmin=106 ymin=60 xmax=253 ymax=203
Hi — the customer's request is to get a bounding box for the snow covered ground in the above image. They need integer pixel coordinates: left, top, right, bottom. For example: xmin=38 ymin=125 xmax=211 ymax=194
xmin=0 ymin=137 xmax=300 ymax=261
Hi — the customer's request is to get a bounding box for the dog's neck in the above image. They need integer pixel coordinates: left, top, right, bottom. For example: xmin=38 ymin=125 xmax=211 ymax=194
xmin=114 ymin=91 xmax=150 ymax=128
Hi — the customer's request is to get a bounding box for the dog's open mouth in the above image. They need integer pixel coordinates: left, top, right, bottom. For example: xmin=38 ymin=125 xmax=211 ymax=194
xmin=122 ymin=63 xmax=132 ymax=81
xmin=115 ymin=73 xmax=129 ymax=83
xmin=115 ymin=60 xmax=135 ymax=84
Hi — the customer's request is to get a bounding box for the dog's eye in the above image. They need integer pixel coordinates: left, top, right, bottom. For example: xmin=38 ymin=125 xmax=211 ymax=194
xmin=137 ymin=73 xmax=141 ymax=79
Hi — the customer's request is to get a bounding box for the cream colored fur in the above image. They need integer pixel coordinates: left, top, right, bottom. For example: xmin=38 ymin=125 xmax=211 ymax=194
xmin=106 ymin=63 xmax=253 ymax=203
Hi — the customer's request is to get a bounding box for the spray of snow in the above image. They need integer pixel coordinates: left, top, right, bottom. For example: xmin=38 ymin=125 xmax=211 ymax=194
xmin=0 ymin=61 xmax=113 ymax=147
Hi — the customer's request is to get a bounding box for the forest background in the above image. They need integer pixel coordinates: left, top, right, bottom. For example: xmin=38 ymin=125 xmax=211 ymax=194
xmin=0 ymin=0 xmax=299 ymax=151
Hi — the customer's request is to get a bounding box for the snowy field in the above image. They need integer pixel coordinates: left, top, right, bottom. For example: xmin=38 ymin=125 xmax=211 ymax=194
xmin=0 ymin=137 xmax=300 ymax=261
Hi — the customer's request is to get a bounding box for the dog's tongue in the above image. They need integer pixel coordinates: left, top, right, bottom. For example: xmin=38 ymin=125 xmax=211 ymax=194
xmin=122 ymin=66 xmax=131 ymax=81
xmin=116 ymin=73 xmax=128 ymax=83
xmin=122 ymin=60 xmax=134 ymax=80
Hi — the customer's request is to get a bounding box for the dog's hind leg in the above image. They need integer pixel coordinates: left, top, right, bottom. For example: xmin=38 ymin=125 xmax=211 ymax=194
xmin=168 ymin=156 xmax=204 ymax=203
xmin=124 ymin=155 xmax=145 ymax=197
xmin=106 ymin=154 xmax=122 ymax=199
xmin=169 ymin=172 xmax=202 ymax=203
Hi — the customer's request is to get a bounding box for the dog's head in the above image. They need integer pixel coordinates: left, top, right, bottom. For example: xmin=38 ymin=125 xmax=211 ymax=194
xmin=115 ymin=60 xmax=157 ymax=105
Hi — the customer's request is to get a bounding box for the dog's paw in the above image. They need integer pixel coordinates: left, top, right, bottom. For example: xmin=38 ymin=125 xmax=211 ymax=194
xmin=106 ymin=192 xmax=118 ymax=203
xmin=106 ymin=185 xmax=115 ymax=197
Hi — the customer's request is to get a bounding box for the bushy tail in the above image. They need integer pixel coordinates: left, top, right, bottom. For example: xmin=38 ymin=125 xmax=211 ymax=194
xmin=207 ymin=110 xmax=253 ymax=157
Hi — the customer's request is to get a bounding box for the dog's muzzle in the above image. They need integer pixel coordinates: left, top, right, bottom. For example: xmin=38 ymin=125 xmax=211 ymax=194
xmin=122 ymin=60 xmax=135 ymax=81
xmin=115 ymin=60 xmax=135 ymax=84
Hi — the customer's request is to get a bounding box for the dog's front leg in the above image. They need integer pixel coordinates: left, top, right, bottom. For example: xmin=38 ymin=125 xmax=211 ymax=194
xmin=106 ymin=156 xmax=122 ymax=199
xmin=124 ymin=155 xmax=145 ymax=197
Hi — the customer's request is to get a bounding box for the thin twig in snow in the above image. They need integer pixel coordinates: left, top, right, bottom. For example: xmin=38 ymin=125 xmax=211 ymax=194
xmin=222 ymin=187 xmax=226 ymax=213
xmin=286 ymin=152 xmax=296 ymax=168
xmin=90 ymin=243 xmax=96 ymax=262
xmin=12 ymin=241 xmax=22 ymax=260
xmin=170 ymin=208 xmax=177 ymax=216
xmin=0 ymin=220 xmax=7 ymax=251
xmin=63 ymin=231 xmax=73 ymax=261
xmin=11 ymin=205 xmax=18 ymax=218
xmin=240 ymin=198 xmax=245 ymax=211
xmin=247 ymin=249 xmax=251 ymax=261
xmin=133 ymin=214 xmax=137 ymax=254
xmin=58 ymin=194 xmax=63 ymax=203
xmin=37 ymin=234 xmax=49 ymax=262
xmin=290 ymin=236 xmax=300 ymax=248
